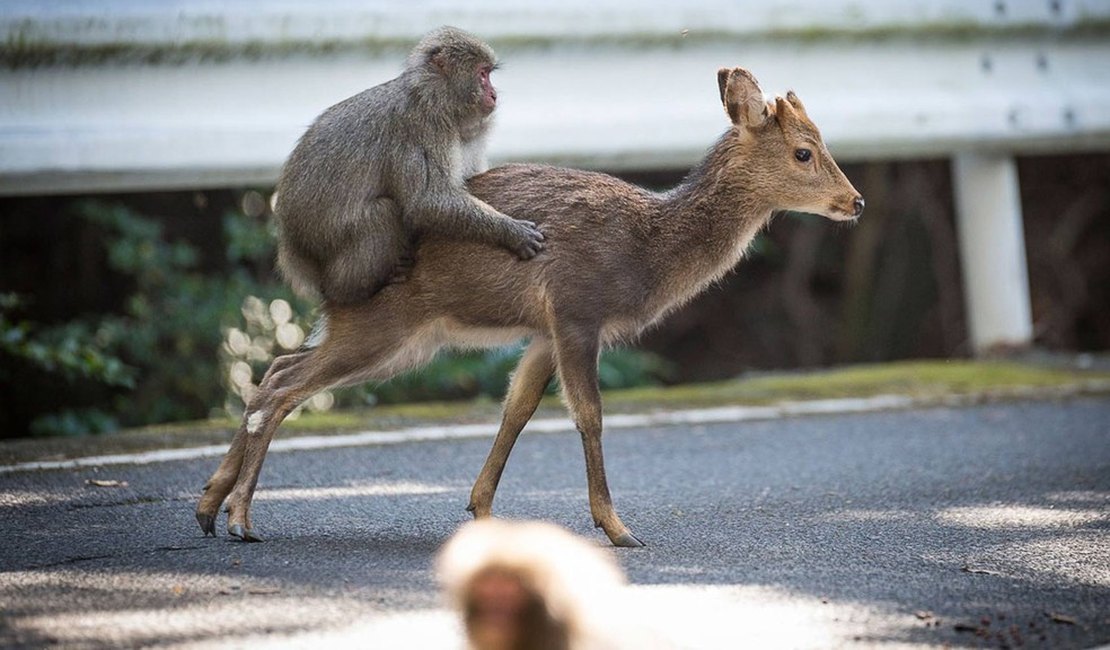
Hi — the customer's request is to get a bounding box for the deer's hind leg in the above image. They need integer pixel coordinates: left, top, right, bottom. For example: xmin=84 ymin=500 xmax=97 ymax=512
xmin=221 ymin=353 xmax=338 ymax=542
xmin=198 ymin=307 xmax=434 ymax=542
xmin=196 ymin=351 xmax=313 ymax=536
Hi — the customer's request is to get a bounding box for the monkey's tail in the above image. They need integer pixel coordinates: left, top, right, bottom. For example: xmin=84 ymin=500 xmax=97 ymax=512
xmin=300 ymin=313 xmax=329 ymax=351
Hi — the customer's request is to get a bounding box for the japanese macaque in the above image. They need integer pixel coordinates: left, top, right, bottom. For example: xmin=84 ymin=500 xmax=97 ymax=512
xmin=437 ymin=520 xmax=626 ymax=650
xmin=273 ymin=26 xmax=545 ymax=304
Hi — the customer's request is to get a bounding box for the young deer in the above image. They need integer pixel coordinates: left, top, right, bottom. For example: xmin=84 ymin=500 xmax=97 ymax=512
xmin=196 ymin=67 xmax=863 ymax=546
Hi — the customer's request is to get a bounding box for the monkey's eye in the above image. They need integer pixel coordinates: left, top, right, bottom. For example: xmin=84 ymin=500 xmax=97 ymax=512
xmin=794 ymin=148 xmax=812 ymax=163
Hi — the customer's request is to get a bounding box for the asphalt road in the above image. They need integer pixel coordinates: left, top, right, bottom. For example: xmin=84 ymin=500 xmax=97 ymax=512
xmin=2 ymin=398 xmax=1109 ymax=649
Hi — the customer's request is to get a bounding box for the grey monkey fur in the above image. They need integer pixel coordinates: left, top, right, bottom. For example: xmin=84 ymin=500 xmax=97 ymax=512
xmin=273 ymin=26 xmax=545 ymax=304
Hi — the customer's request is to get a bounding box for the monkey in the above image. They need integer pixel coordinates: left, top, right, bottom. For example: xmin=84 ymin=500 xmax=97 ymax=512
xmin=273 ymin=26 xmax=545 ymax=304
xmin=437 ymin=520 xmax=629 ymax=650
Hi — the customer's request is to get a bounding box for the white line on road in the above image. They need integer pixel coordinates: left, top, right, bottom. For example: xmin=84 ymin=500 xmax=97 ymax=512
xmin=0 ymin=395 xmax=915 ymax=475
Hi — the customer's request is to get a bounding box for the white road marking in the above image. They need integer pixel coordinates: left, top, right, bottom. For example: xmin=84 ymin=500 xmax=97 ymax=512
xmin=1 ymin=395 xmax=916 ymax=475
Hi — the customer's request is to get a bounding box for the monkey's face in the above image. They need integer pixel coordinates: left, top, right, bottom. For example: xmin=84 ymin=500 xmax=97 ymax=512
xmin=476 ymin=64 xmax=498 ymax=115
xmin=464 ymin=567 xmax=539 ymax=650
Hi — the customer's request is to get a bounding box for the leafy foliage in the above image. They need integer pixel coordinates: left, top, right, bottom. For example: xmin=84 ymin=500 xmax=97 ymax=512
xmin=1 ymin=294 xmax=134 ymax=388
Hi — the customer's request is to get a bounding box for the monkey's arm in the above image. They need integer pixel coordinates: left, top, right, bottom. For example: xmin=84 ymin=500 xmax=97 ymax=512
xmin=398 ymin=150 xmax=545 ymax=259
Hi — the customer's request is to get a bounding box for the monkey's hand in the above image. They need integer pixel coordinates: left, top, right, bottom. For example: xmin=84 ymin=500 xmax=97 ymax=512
xmin=504 ymin=220 xmax=546 ymax=260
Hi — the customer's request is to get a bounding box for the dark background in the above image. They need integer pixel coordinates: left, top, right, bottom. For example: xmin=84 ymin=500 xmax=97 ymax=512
xmin=2 ymin=153 xmax=1108 ymax=434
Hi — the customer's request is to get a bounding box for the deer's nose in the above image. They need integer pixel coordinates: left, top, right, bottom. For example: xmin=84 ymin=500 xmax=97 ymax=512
xmin=852 ymin=196 xmax=865 ymax=217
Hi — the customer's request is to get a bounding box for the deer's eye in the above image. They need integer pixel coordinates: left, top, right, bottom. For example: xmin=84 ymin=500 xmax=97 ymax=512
xmin=795 ymin=148 xmax=812 ymax=163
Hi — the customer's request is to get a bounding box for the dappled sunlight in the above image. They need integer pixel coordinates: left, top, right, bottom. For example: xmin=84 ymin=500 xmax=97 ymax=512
xmin=0 ymin=488 xmax=75 ymax=508
xmin=923 ymin=529 xmax=1110 ymax=589
xmin=12 ymin=598 xmax=366 ymax=648
xmin=1 ymin=568 xmax=932 ymax=649
xmin=253 ymin=481 xmax=454 ymax=502
xmin=936 ymin=504 xmax=1108 ymax=529
xmin=921 ymin=500 xmax=1110 ymax=589
xmin=1005 ymin=533 xmax=1110 ymax=587
xmin=816 ymin=508 xmax=917 ymax=523
xmin=3 ymin=569 xmax=391 ymax=648
xmin=624 ymin=583 xmax=913 ymax=649
xmin=1044 ymin=490 xmax=1110 ymax=505
xmin=177 ymin=609 xmax=462 ymax=650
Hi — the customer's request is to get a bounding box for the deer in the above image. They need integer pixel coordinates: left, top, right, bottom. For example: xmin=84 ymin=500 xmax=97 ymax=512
xmin=196 ymin=67 xmax=864 ymax=546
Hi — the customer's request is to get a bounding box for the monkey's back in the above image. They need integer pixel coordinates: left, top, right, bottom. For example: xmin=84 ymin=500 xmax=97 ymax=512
xmin=275 ymin=79 xmax=405 ymax=233
xmin=272 ymin=76 xmax=418 ymax=299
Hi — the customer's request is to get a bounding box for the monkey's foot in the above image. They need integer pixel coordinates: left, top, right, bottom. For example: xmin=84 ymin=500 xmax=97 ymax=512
xmin=387 ymin=255 xmax=416 ymax=285
xmin=228 ymin=523 xmax=265 ymax=543
xmin=196 ymin=511 xmax=218 ymax=537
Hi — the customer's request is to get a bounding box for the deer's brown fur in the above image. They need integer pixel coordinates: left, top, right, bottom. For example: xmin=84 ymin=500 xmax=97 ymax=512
xmin=196 ymin=67 xmax=863 ymax=545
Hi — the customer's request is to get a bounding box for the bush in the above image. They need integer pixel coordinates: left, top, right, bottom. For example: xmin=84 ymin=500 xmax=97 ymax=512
xmin=0 ymin=293 xmax=135 ymax=435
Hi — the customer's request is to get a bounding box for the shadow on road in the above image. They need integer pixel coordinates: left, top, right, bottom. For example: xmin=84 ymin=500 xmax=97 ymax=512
xmin=2 ymin=399 xmax=1109 ymax=648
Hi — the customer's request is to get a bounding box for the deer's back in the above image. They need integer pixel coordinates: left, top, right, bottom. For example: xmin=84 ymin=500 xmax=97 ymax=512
xmin=384 ymin=164 xmax=661 ymax=335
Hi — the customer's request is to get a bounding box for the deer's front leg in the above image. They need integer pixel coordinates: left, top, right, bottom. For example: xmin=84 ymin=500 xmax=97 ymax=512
xmin=552 ymin=321 xmax=643 ymax=548
xmin=468 ymin=338 xmax=555 ymax=518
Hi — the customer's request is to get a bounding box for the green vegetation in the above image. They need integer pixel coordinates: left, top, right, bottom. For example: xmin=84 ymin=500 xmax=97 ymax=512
xmin=602 ymin=360 xmax=1110 ymax=409
xmin=2 ymin=357 xmax=1105 ymax=466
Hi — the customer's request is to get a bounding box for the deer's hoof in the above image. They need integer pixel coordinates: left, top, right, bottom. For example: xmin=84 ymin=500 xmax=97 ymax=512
xmin=196 ymin=511 xmax=217 ymax=537
xmin=610 ymin=531 xmax=645 ymax=548
xmin=228 ymin=523 xmax=265 ymax=543
xmin=465 ymin=503 xmax=492 ymax=519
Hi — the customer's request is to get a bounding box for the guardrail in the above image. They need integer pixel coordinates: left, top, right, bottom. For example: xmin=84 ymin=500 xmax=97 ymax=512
xmin=3 ymin=0 xmax=1108 ymax=352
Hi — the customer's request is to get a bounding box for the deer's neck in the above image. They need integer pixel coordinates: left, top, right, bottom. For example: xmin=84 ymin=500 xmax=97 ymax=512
xmin=644 ymin=133 xmax=775 ymax=316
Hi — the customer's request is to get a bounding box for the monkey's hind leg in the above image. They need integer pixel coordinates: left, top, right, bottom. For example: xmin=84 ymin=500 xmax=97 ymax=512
xmin=321 ymin=198 xmax=412 ymax=304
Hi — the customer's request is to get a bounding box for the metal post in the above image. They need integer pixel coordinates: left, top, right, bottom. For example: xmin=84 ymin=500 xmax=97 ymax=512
xmin=951 ymin=153 xmax=1034 ymax=355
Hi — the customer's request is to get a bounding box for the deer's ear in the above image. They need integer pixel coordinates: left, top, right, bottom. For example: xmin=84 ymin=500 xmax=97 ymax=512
xmin=720 ymin=67 xmax=769 ymax=128
xmin=717 ymin=68 xmax=731 ymax=106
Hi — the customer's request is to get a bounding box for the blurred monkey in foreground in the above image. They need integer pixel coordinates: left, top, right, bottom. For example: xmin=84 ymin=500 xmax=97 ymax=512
xmin=437 ymin=520 xmax=627 ymax=650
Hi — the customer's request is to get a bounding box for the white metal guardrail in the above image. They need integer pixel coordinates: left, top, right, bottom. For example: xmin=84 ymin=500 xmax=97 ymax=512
xmin=2 ymin=0 xmax=1108 ymax=352
xmin=3 ymin=0 xmax=1108 ymax=192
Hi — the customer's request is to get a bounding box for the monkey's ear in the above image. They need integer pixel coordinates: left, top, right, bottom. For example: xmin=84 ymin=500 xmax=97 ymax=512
xmin=427 ymin=46 xmax=449 ymax=74
xmin=719 ymin=67 xmax=769 ymax=128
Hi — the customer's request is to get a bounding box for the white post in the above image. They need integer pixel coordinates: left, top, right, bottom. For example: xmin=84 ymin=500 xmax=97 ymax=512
xmin=951 ymin=153 xmax=1034 ymax=355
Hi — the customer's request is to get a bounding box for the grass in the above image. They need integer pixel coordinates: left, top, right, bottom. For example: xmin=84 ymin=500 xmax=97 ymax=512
xmin=2 ymin=359 xmax=1108 ymax=466
xmin=601 ymin=359 xmax=1110 ymax=410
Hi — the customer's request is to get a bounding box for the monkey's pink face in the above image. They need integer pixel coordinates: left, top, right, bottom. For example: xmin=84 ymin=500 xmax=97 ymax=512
xmin=477 ymin=65 xmax=497 ymax=115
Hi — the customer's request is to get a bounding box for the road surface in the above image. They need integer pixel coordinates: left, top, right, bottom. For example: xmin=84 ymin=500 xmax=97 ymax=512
xmin=2 ymin=398 xmax=1109 ymax=648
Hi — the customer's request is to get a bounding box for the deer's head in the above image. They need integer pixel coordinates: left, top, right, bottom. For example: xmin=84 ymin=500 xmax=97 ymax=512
xmin=717 ymin=67 xmax=864 ymax=221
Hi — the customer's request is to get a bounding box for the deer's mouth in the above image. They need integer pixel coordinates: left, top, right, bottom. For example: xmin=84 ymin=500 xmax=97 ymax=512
xmin=825 ymin=195 xmax=864 ymax=222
